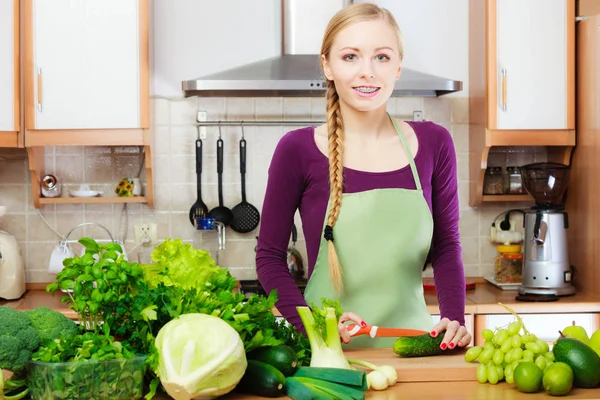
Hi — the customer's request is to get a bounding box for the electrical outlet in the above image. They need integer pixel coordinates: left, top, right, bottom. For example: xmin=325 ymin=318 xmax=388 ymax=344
xmin=413 ymin=110 xmax=424 ymax=122
xmin=134 ymin=223 xmax=158 ymax=245
xmin=197 ymin=111 xmax=207 ymax=139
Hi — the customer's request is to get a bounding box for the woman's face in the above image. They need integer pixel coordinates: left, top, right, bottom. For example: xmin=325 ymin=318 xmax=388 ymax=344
xmin=322 ymin=19 xmax=402 ymax=112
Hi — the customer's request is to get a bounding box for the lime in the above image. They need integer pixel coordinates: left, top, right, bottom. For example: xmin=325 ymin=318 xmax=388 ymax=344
xmin=543 ymin=362 xmax=573 ymax=396
xmin=514 ymin=361 xmax=543 ymax=393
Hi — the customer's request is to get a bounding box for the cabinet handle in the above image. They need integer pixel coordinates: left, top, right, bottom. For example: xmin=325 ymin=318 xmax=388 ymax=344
xmin=501 ymin=68 xmax=507 ymax=112
xmin=37 ymin=68 xmax=43 ymax=112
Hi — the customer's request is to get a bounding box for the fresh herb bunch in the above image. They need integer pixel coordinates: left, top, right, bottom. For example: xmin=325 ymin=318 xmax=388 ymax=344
xmin=32 ymin=324 xmax=137 ymax=363
xmin=109 ymin=267 xmax=312 ymax=368
xmin=46 ymin=238 xmax=144 ymax=333
xmin=29 ymin=325 xmax=144 ymax=400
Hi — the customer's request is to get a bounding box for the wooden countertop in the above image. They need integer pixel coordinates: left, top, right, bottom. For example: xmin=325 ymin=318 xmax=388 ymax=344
xmin=217 ymin=381 xmax=600 ymax=400
xmin=3 ymin=281 xmax=600 ymax=319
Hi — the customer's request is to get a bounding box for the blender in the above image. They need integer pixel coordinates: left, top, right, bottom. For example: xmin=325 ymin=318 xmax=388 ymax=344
xmin=517 ymin=162 xmax=575 ymax=298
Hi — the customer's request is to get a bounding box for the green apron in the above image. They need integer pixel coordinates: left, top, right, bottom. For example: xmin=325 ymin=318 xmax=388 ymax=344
xmin=303 ymin=115 xmax=435 ymax=348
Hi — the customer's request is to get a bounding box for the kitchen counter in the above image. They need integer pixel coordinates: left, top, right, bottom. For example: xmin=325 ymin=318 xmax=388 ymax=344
xmin=4 ymin=281 xmax=600 ymax=319
xmin=4 ymin=285 xmax=600 ymax=399
xmin=216 ymin=382 xmax=600 ymax=400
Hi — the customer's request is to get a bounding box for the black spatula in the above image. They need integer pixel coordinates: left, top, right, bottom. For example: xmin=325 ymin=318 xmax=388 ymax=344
xmin=231 ymin=136 xmax=260 ymax=233
xmin=208 ymin=137 xmax=234 ymax=226
xmin=189 ymin=138 xmax=208 ymax=227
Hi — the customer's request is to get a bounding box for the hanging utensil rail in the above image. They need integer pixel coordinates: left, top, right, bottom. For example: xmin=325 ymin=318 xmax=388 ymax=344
xmin=194 ymin=110 xmax=424 ymax=127
xmin=195 ymin=120 xmax=324 ymax=127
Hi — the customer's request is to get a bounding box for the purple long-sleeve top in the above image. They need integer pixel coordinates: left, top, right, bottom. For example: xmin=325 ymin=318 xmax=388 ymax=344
xmin=256 ymin=120 xmax=466 ymax=333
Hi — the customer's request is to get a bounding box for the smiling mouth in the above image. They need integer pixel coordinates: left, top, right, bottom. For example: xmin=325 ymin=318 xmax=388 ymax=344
xmin=353 ymin=86 xmax=381 ymax=94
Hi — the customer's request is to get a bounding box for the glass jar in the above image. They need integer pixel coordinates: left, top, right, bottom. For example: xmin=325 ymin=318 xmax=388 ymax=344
xmin=506 ymin=166 xmax=524 ymax=194
xmin=483 ymin=167 xmax=504 ymax=195
xmin=41 ymin=174 xmax=61 ymax=198
xmin=494 ymin=244 xmax=523 ymax=283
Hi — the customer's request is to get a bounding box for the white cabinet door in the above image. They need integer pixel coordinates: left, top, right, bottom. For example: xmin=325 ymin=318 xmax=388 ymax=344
xmin=485 ymin=313 xmax=598 ymax=345
xmin=32 ymin=0 xmax=140 ymax=130
xmin=495 ymin=0 xmax=567 ymax=130
xmin=0 ymin=0 xmax=15 ymax=131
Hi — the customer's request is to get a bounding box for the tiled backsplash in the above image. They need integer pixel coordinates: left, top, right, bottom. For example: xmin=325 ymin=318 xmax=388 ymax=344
xmin=0 ymin=96 xmax=537 ymax=284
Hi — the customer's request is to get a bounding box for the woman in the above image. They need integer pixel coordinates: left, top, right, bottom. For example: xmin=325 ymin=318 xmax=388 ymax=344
xmin=256 ymin=2 xmax=471 ymax=350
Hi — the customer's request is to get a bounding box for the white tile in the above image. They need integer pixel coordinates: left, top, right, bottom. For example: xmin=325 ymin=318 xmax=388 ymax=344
xmin=395 ymin=97 xmax=424 ymax=118
xmin=255 ymin=97 xmax=283 ymax=119
xmin=226 ymin=98 xmax=255 ymax=121
xmin=424 ymin=98 xmax=452 ymax=124
xmin=283 ymin=98 xmax=311 ymax=120
xmin=461 ymin=237 xmax=480 ymax=265
xmin=153 ymin=126 xmax=171 ymax=156
xmin=170 ymin=97 xmax=198 ymax=126
xmin=310 ymin=97 xmax=326 ymax=120
xmin=170 ymin=126 xmax=197 ymax=156
xmin=197 ymin=97 xmax=226 ymax=120
xmin=153 ymin=98 xmax=171 ymax=126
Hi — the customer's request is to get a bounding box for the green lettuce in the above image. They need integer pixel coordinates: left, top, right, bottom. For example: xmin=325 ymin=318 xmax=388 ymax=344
xmin=141 ymin=238 xmax=220 ymax=290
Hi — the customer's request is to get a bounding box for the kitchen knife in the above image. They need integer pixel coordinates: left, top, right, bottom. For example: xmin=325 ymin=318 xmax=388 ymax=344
xmin=346 ymin=324 xmax=428 ymax=338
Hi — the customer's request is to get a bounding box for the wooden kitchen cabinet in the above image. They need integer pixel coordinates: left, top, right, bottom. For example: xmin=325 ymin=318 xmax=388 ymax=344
xmin=468 ymin=0 xmax=576 ymax=205
xmin=20 ymin=0 xmax=153 ymax=208
xmin=24 ymin=0 xmax=148 ymax=133
xmin=0 ymin=0 xmax=20 ymax=148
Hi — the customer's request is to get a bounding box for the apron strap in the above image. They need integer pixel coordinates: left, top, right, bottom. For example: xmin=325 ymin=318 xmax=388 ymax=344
xmin=389 ymin=114 xmax=423 ymax=191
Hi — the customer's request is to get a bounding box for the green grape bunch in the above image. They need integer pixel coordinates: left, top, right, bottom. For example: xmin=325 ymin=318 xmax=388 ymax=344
xmin=464 ymin=302 xmax=554 ymax=385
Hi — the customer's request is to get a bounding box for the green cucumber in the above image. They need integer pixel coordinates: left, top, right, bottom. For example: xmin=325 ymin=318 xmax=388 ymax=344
xmin=236 ymin=360 xmax=286 ymax=397
xmin=247 ymin=345 xmax=299 ymax=376
xmin=393 ymin=333 xmax=445 ymax=357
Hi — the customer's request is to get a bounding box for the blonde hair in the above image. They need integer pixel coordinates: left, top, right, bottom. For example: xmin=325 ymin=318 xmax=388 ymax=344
xmin=321 ymin=3 xmax=404 ymax=295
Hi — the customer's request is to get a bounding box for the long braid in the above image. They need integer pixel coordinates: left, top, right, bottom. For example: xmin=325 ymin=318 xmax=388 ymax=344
xmin=324 ymin=82 xmax=345 ymax=295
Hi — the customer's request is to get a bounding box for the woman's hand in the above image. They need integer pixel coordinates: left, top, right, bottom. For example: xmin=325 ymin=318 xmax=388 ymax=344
xmin=338 ymin=312 xmax=367 ymax=344
xmin=431 ymin=318 xmax=472 ymax=350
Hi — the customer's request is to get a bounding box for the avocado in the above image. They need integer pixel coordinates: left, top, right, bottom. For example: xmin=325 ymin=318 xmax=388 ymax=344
xmin=552 ymin=337 xmax=600 ymax=388
xmin=393 ymin=333 xmax=445 ymax=357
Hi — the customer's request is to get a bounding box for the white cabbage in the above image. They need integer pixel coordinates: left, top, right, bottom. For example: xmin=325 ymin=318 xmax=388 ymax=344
xmin=155 ymin=313 xmax=247 ymax=400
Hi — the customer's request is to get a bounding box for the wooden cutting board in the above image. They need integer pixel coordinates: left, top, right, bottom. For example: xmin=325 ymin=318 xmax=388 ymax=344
xmin=342 ymin=347 xmax=478 ymax=383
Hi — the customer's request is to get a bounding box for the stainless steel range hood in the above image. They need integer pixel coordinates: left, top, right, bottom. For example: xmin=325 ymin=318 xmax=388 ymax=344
xmin=182 ymin=1 xmax=462 ymax=98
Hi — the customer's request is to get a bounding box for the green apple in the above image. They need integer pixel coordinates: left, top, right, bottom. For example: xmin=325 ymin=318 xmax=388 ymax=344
xmin=561 ymin=321 xmax=590 ymax=344
xmin=589 ymin=329 xmax=600 ymax=357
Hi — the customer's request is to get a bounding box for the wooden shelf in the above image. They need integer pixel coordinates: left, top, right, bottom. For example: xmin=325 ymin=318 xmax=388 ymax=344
xmin=481 ymin=194 xmax=533 ymax=202
xmin=39 ymin=196 xmax=149 ymax=205
xmin=27 ymin=145 xmax=154 ymax=209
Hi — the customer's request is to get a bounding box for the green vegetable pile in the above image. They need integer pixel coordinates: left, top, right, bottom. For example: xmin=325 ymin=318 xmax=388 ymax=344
xmin=29 ymin=325 xmax=144 ymax=400
xmin=0 ymin=305 xmax=79 ymax=399
xmin=45 ymin=237 xmax=311 ymax=399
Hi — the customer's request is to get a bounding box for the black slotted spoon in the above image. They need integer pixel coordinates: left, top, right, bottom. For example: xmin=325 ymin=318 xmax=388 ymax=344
xmin=231 ymin=128 xmax=260 ymax=233
xmin=208 ymin=131 xmax=234 ymax=226
xmin=189 ymin=137 xmax=208 ymax=227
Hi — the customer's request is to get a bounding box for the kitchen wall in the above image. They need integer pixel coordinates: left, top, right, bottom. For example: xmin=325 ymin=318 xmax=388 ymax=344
xmin=0 ymin=1 xmax=531 ymax=284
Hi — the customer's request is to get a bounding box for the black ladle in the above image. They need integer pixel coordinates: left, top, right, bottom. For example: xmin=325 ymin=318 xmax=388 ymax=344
xmin=189 ymin=137 xmax=208 ymax=227
xmin=208 ymin=132 xmax=234 ymax=226
xmin=231 ymin=127 xmax=260 ymax=233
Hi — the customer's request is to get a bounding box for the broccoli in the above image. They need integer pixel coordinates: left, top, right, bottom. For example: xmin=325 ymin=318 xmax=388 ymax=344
xmin=0 ymin=306 xmax=38 ymax=399
xmin=0 ymin=306 xmax=40 ymax=372
xmin=23 ymin=306 xmax=79 ymax=344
